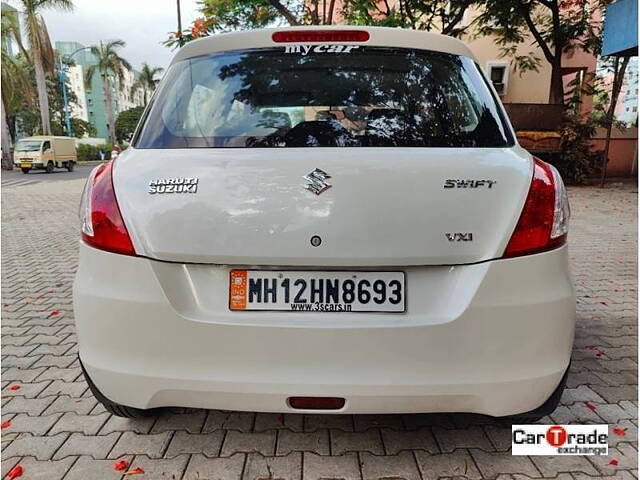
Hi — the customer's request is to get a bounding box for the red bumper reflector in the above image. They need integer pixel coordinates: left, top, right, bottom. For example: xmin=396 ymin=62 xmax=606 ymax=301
xmin=272 ymin=30 xmax=370 ymax=43
xmin=288 ymin=396 xmax=346 ymax=410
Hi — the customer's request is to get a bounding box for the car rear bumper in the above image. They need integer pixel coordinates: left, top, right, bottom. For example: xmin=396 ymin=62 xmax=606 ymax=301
xmin=73 ymin=242 xmax=575 ymax=416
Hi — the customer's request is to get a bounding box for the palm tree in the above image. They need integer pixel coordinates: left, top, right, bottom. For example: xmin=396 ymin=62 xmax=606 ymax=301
xmin=1 ymin=6 xmax=35 ymax=169
xmin=17 ymin=0 xmax=74 ymax=136
xmin=85 ymin=40 xmax=132 ymax=146
xmin=2 ymin=53 xmax=36 ymax=168
xmin=132 ymin=62 xmax=163 ymax=105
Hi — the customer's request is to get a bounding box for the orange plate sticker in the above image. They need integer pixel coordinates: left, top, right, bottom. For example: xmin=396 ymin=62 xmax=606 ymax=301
xmin=229 ymin=270 xmax=248 ymax=310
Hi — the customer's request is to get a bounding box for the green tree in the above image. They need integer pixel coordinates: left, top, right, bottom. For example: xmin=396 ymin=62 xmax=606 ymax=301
xmin=164 ymin=0 xmax=472 ymax=46
xmin=164 ymin=0 xmax=477 ymax=48
xmin=16 ymin=0 xmax=74 ymax=135
xmin=1 ymin=7 xmax=34 ymax=169
xmin=342 ymin=0 xmax=473 ymax=35
xmin=167 ymin=0 xmax=604 ymax=107
xmin=165 ymin=0 xmax=303 ymax=48
xmin=132 ymin=62 xmax=163 ymax=105
xmin=1 ymin=53 xmax=36 ymax=168
xmin=6 ymin=52 xmax=86 ymax=139
xmin=115 ymin=106 xmax=144 ymax=143
xmin=474 ymin=0 xmax=604 ymax=105
xmin=51 ymin=117 xmax=96 ymax=138
xmin=84 ymin=40 xmax=132 ymax=146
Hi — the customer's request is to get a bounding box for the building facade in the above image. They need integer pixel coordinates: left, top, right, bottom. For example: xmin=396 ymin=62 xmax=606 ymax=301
xmin=65 ymin=64 xmax=89 ymax=122
xmin=112 ymin=67 xmax=144 ymax=115
xmin=619 ymin=58 xmax=638 ymax=126
xmin=55 ymin=41 xmax=143 ymax=141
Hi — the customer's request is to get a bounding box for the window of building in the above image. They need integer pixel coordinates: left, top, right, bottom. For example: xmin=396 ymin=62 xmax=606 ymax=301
xmin=486 ymin=62 xmax=508 ymax=96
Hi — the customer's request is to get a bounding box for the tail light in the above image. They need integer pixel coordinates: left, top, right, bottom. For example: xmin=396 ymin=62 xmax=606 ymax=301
xmin=79 ymin=161 xmax=136 ymax=256
xmin=272 ymin=30 xmax=370 ymax=43
xmin=503 ymin=157 xmax=570 ymax=258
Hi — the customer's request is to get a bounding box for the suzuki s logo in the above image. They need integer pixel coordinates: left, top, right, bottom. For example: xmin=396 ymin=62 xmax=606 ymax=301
xmin=303 ymin=168 xmax=332 ymax=195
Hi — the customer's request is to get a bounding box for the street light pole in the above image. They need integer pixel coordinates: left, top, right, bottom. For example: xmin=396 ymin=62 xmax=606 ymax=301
xmin=59 ymin=57 xmax=72 ymax=136
xmin=59 ymin=46 xmax=91 ymax=137
xmin=177 ymin=0 xmax=184 ymax=47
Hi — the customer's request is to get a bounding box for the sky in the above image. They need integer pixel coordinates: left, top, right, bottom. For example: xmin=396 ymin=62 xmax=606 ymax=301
xmin=20 ymin=0 xmax=201 ymax=71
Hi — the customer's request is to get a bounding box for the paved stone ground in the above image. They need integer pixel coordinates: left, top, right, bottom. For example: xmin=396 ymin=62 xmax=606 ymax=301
xmin=1 ymin=178 xmax=637 ymax=479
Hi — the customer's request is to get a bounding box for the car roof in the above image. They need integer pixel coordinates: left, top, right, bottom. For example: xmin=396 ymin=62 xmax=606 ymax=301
xmin=170 ymin=26 xmax=477 ymax=66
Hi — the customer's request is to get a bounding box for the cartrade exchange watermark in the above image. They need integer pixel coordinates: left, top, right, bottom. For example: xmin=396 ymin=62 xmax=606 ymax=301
xmin=512 ymin=425 xmax=608 ymax=455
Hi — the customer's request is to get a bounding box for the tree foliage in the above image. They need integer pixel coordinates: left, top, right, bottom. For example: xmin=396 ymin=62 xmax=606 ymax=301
xmin=164 ymin=0 xmax=473 ymax=46
xmin=16 ymin=0 xmax=74 ymax=135
xmin=131 ymin=62 xmax=163 ymax=105
xmin=51 ymin=117 xmax=96 ymax=138
xmin=474 ymin=0 xmax=605 ymax=104
xmin=343 ymin=0 xmax=473 ymax=36
xmin=2 ymin=53 xmax=36 ymax=140
xmin=165 ymin=0 xmax=605 ymax=107
xmin=115 ymin=106 xmax=144 ymax=143
xmin=2 ymin=7 xmax=34 ymax=168
xmin=77 ymin=142 xmax=113 ymax=161
xmin=85 ymin=40 xmax=132 ymax=145
xmin=2 ymin=50 xmax=86 ymax=141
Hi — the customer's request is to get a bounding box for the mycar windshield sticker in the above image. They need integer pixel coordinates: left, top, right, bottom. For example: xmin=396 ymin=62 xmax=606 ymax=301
xmin=284 ymin=45 xmax=361 ymax=55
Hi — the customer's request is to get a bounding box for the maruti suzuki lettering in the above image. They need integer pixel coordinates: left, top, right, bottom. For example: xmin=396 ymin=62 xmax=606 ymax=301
xmin=73 ymin=26 xmax=575 ymax=419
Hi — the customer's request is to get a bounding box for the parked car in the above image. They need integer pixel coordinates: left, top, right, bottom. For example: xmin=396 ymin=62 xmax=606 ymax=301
xmin=14 ymin=136 xmax=77 ymax=173
xmin=73 ymin=26 xmax=574 ymax=420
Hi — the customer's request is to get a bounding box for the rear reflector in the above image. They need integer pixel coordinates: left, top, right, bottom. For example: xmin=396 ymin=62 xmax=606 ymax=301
xmin=272 ymin=30 xmax=370 ymax=43
xmin=288 ymin=397 xmax=345 ymax=410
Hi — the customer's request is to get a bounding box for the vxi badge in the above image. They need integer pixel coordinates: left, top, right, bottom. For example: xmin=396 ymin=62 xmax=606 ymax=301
xmin=512 ymin=425 xmax=608 ymax=456
xmin=446 ymin=233 xmax=473 ymax=242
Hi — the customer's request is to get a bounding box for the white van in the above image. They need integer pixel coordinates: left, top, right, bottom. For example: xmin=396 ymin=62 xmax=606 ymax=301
xmin=14 ymin=136 xmax=77 ymax=173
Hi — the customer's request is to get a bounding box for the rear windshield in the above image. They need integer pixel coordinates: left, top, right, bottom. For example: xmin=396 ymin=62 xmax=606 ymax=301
xmin=135 ymin=46 xmax=513 ymax=149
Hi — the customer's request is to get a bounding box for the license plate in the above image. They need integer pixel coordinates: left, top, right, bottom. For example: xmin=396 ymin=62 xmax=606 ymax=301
xmin=229 ymin=270 xmax=405 ymax=312
xmin=20 ymin=163 xmax=31 ymax=168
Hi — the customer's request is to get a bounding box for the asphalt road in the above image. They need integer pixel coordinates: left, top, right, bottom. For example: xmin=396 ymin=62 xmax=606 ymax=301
xmin=1 ymin=164 xmax=96 ymax=188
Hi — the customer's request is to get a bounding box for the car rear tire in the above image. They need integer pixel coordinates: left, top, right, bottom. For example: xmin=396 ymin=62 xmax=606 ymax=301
xmin=67 ymin=162 xmax=75 ymax=172
xmin=79 ymin=357 xmax=158 ymax=418
xmin=21 ymin=168 xmax=30 ymax=174
xmin=45 ymin=161 xmax=54 ymax=174
xmin=100 ymin=400 xmax=154 ymax=419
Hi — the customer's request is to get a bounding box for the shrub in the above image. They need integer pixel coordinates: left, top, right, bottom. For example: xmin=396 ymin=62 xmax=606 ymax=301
xmin=76 ymin=143 xmax=112 ymax=162
xmin=554 ymin=113 xmax=601 ymax=185
xmin=115 ymin=107 xmax=144 ymax=143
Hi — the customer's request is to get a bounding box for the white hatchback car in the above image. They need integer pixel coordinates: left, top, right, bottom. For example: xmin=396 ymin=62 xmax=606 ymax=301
xmin=73 ymin=26 xmax=574 ymax=420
